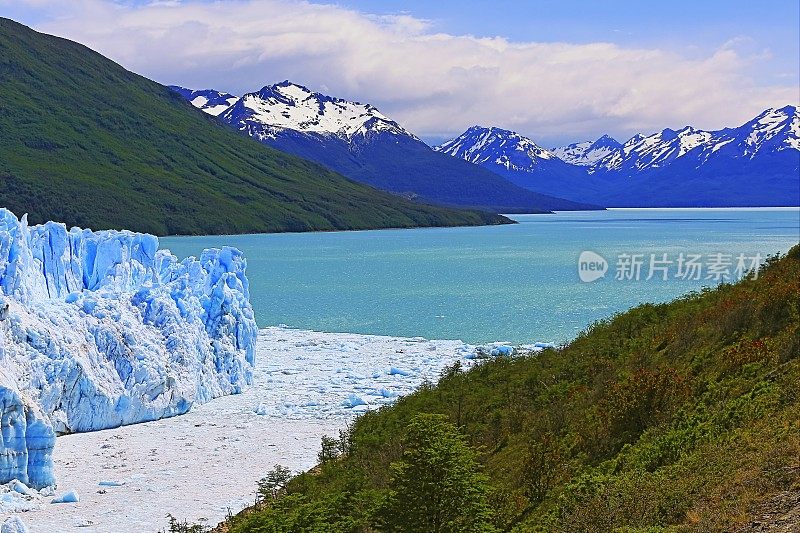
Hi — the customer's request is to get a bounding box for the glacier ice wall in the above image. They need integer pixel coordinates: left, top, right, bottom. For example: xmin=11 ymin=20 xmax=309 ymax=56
xmin=0 ymin=209 xmax=257 ymax=487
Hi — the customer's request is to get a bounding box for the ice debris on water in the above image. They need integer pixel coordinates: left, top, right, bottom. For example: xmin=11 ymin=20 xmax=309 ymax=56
xmin=98 ymin=480 xmax=125 ymax=487
xmin=10 ymin=480 xmax=34 ymax=496
xmin=490 ymin=345 xmax=514 ymax=356
xmin=51 ymin=490 xmax=79 ymax=504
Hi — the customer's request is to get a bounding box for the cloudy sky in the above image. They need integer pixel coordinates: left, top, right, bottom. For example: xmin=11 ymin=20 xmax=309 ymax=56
xmin=2 ymin=0 xmax=798 ymax=146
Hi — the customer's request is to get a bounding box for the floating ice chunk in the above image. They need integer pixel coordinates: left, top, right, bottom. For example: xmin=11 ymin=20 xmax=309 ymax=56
xmin=51 ymin=490 xmax=79 ymax=504
xmin=254 ymin=403 xmax=269 ymax=416
xmin=1 ymin=516 xmax=29 ymax=533
xmin=98 ymin=480 xmax=125 ymax=487
xmin=490 ymin=345 xmax=514 ymax=356
xmin=388 ymin=367 xmax=412 ymax=376
xmin=459 ymin=344 xmax=479 ymax=359
xmin=375 ymin=388 xmax=397 ymax=398
xmin=341 ymin=394 xmax=368 ymax=408
xmin=518 ymin=341 xmax=556 ymax=352
xmin=10 ymin=480 xmax=34 ymax=496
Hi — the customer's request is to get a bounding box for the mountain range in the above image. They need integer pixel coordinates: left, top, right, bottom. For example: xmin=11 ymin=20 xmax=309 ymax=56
xmin=171 ymin=82 xmax=599 ymax=213
xmin=174 ymin=79 xmax=798 ymax=209
xmin=0 ymin=17 xmax=516 ymax=235
xmin=437 ymin=107 xmax=799 ymax=207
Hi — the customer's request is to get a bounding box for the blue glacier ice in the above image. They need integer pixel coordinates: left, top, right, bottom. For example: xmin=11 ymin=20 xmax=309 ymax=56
xmin=0 ymin=209 xmax=257 ymax=488
xmin=490 ymin=345 xmax=513 ymax=356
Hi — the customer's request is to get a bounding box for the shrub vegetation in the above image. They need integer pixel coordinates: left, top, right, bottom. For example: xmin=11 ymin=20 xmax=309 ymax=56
xmin=218 ymin=245 xmax=799 ymax=532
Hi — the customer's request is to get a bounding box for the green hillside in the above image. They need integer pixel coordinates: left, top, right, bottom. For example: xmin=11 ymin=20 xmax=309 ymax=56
xmin=0 ymin=18 xmax=509 ymax=235
xmin=217 ymin=245 xmax=799 ymax=532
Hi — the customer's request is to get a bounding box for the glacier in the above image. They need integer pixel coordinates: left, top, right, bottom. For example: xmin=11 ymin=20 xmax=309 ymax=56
xmin=0 ymin=209 xmax=257 ymax=488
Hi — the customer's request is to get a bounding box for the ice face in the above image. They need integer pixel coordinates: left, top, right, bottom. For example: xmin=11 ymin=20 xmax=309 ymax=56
xmin=0 ymin=374 xmax=56 ymax=489
xmin=0 ymin=209 xmax=257 ymax=488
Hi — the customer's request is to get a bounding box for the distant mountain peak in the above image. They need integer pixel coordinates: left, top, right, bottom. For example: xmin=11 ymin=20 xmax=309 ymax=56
xmin=588 ymin=134 xmax=622 ymax=151
xmin=551 ymin=133 xmax=622 ymax=168
xmin=595 ymin=133 xmax=620 ymax=144
xmin=435 ymin=126 xmax=557 ymax=173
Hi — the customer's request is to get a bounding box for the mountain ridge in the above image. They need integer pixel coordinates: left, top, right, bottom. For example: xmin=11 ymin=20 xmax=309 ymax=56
xmin=437 ymin=107 xmax=800 ymax=207
xmin=167 ymin=86 xmax=238 ymax=116
xmin=220 ymin=81 xmax=417 ymax=142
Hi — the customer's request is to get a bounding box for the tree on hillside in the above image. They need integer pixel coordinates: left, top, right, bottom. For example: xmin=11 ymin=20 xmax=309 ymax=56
xmin=379 ymin=413 xmax=497 ymax=533
xmin=257 ymin=464 xmax=293 ymax=501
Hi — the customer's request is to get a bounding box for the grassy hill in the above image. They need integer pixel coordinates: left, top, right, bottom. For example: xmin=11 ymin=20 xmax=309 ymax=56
xmin=215 ymin=245 xmax=799 ymax=532
xmin=0 ymin=18 xmax=509 ymax=235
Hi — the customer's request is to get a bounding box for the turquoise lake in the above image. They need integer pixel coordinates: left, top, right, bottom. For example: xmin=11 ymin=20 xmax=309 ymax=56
xmin=161 ymin=208 xmax=800 ymax=345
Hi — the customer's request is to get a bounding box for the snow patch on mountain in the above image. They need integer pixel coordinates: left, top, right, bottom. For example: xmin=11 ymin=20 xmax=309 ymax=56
xmin=168 ymin=86 xmax=238 ymax=116
xmin=0 ymin=209 xmax=257 ymax=488
xmin=218 ymin=81 xmax=417 ymax=142
xmin=742 ymin=106 xmax=799 ymax=155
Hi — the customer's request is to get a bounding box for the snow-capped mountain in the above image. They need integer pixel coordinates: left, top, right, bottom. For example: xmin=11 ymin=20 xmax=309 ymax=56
xmin=169 ymin=85 xmax=238 ymax=116
xmin=220 ymin=81 xmax=416 ymax=143
xmin=435 ymin=126 xmax=601 ymax=200
xmin=436 ymin=126 xmax=556 ymax=172
xmin=551 ymin=134 xmax=623 ymax=169
xmin=439 ymin=106 xmax=799 ymax=207
xmin=171 ymin=83 xmax=599 ymax=213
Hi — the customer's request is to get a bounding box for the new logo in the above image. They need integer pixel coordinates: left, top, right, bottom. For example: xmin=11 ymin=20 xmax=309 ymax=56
xmin=578 ymin=251 xmax=608 ymax=282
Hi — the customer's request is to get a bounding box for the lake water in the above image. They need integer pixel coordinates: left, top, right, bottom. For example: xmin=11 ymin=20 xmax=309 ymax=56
xmin=161 ymin=208 xmax=800 ymax=345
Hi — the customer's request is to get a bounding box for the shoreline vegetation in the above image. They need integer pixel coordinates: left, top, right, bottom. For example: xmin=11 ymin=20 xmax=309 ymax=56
xmin=189 ymin=245 xmax=799 ymax=533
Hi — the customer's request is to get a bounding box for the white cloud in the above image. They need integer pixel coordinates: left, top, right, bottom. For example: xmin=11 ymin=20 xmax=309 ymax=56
xmin=19 ymin=0 xmax=800 ymax=144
